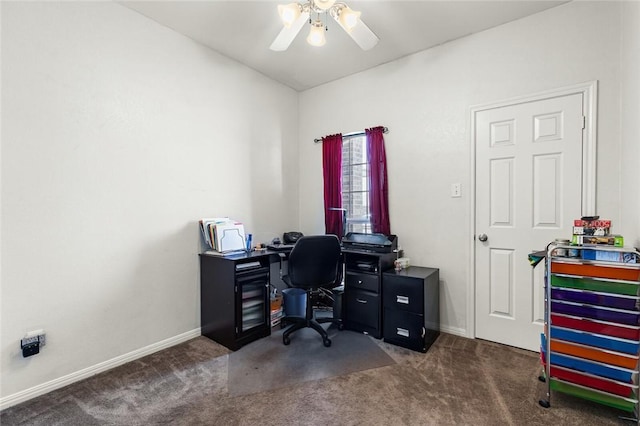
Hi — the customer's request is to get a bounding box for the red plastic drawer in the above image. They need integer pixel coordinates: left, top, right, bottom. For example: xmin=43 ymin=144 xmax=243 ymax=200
xmin=550 ymin=366 xmax=635 ymax=398
xmin=551 ymin=313 xmax=640 ymax=340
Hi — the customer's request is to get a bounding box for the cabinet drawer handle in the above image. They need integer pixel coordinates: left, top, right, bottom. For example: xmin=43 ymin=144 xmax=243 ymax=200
xmin=421 ymin=327 xmax=426 ymax=338
xmin=358 ymin=280 xmax=363 ymax=284
xmin=356 ymin=298 xmax=368 ymax=304
xmin=396 ymin=295 xmax=409 ymax=304
xmin=396 ymin=327 xmax=409 ymax=337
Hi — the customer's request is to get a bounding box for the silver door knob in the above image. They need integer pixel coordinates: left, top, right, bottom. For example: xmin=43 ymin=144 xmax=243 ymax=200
xmin=478 ymin=233 xmax=488 ymax=242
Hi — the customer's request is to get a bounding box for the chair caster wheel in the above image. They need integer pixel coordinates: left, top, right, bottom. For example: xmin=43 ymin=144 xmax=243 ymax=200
xmin=538 ymin=399 xmax=550 ymax=408
xmin=283 ymin=336 xmax=291 ymax=345
xmin=323 ymin=338 xmax=332 ymax=347
xmin=538 ymin=375 xmax=546 ymax=383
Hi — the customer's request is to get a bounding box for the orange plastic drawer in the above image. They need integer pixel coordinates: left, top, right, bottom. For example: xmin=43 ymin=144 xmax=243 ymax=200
xmin=550 ymin=339 xmax=639 ymax=369
xmin=551 ymin=262 xmax=640 ymax=281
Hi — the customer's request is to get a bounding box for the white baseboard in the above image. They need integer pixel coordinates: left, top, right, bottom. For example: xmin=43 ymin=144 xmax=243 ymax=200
xmin=439 ymin=324 xmax=468 ymax=338
xmin=0 ymin=328 xmax=201 ymax=411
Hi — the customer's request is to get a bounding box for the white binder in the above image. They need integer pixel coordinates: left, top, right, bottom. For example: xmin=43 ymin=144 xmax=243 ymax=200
xmin=214 ymin=222 xmax=246 ymax=253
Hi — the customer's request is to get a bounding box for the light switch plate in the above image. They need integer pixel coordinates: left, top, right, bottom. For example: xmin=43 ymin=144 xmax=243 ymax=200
xmin=451 ymin=183 xmax=461 ymax=198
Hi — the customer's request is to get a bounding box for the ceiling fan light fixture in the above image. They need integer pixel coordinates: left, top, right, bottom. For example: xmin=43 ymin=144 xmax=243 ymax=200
xmin=278 ymin=3 xmax=302 ymax=28
xmin=313 ymin=0 xmax=336 ymax=11
xmin=337 ymin=6 xmax=361 ymax=31
xmin=271 ymin=0 xmax=377 ymax=51
xmin=306 ymin=20 xmax=326 ymax=46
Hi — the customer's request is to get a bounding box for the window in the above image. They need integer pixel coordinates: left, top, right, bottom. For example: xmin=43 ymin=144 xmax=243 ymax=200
xmin=342 ymin=135 xmax=372 ymax=233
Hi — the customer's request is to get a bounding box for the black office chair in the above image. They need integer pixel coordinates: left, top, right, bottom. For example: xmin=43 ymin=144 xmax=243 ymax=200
xmin=281 ymin=235 xmax=343 ymax=347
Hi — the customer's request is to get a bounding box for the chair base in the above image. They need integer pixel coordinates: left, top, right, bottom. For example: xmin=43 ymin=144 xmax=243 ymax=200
xmin=281 ymin=316 xmax=343 ymax=347
xmin=281 ymin=287 xmax=343 ymax=347
xmin=282 ymin=318 xmax=327 ymax=347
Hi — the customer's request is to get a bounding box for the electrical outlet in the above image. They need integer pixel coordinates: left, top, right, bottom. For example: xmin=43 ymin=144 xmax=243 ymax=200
xmin=21 ymin=341 xmax=40 ymax=357
xmin=23 ymin=330 xmax=46 ymax=347
xmin=21 ymin=330 xmax=46 ymax=358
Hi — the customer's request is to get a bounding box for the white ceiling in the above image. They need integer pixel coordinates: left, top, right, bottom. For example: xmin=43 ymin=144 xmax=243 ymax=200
xmin=120 ymin=0 xmax=567 ymax=91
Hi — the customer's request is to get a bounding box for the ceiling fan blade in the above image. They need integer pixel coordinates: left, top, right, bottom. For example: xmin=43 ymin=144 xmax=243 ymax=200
xmin=334 ymin=17 xmax=379 ymax=51
xmin=270 ymin=11 xmax=310 ymax=51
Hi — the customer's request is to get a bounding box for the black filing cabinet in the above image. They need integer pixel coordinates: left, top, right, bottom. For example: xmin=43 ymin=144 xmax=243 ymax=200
xmin=383 ymin=266 xmax=439 ymax=352
xmin=343 ymin=249 xmax=396 ymax=339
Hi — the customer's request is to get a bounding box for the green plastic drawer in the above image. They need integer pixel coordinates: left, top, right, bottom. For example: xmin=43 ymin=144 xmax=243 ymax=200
xmin=551 ymin=275 xmax=639 ymax=296
xmin=550 ymin=379 xmax=637 ymax=412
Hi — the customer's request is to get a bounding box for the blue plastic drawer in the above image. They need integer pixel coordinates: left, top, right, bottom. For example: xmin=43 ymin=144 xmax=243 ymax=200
xmin=551 ymin=300 xmax=640 ymax=325
xmin=552 ymin=353 xmax=635 ymax=382
xmin=550 ymin=326 xmax=640 ymax=354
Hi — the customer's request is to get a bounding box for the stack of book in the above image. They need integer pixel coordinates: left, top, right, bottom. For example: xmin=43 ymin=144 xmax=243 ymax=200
xmin=271 ymin=308 xmax=283 ymax=327
xmin=270 ymin=294 xmax=283 ymax=327
xmin=571 ymin=218 xmax=623 ymax=247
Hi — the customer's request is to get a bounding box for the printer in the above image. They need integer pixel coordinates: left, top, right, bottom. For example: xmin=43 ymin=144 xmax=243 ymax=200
xmin=341 ymin=232 xmax=398 ymax=253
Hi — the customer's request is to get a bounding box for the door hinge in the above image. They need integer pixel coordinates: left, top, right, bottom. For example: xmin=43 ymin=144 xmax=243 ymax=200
xmin=582 ymin=116 xmax=586 ymax=129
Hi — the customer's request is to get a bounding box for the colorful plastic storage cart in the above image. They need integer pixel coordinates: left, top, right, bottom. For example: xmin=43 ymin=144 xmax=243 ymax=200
xmin=539 ymin=243 xmax=640 ymax=422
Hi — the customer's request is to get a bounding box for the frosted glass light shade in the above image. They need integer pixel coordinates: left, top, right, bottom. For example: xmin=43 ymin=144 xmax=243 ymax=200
xmin=339 ymin=6 xmax=361 ymax=31
xmin=278 ymin=3 xmax=301 ymax=28
xmin=307 ymin=21 xmax=326 ymax=46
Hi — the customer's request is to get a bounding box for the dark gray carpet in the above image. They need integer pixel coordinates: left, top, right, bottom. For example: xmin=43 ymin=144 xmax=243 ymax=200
xmin=0 ymin=333 xmax=634 ymax=425
xmin=228 ymin=326 xmax=395 ymax=396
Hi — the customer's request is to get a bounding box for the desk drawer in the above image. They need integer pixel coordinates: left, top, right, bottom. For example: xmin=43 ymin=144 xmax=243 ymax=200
xmin=346 ymin=272 xmax=379 ymax=293
xmin=345 ymin=290 xmax=379 ymax=331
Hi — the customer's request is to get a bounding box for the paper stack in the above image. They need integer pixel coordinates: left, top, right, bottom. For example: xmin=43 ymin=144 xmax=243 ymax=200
xmin=200 ymin=218 xmax=246 ymax=253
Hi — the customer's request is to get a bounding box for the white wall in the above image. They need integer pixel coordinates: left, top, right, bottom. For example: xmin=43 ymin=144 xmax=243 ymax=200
xmin=620 ymin=1 xmax=640 ymax=248
xmin=298 ymin=1 xmax=635 ymax=336
xmin=0 ymin=1 xmax=298 ymax=403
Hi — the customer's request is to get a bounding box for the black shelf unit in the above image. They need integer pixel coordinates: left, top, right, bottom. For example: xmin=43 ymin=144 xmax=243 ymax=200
xmin=200 ymin=251 xmax=272 ymax=351
xmin=383 ymin=266 xmax=440 ymax=352
xmin=342 ymin=249 xmax=396 ymax=338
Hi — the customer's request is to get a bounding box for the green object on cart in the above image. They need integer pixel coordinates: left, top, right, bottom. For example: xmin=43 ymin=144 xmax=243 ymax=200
xmin=550 ymin=379 xmax=637 ymax=412
xmin=551 ymin=275 xmax=639 ymax=296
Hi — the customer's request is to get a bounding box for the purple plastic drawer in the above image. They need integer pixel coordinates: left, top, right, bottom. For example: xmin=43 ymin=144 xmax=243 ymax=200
xmin=551 ymin=288 xmax=639 ymax=311
xmin=552 ymin=300 xmax=640 ymax=326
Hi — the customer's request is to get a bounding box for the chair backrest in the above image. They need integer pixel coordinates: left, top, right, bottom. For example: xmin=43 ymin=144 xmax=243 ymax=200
xmin=286 ymin=235 xmax=342 ymax=290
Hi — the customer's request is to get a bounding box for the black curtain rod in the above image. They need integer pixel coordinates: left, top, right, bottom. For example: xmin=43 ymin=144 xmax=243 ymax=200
xmin=314 ymin=126 xmax=389 ymax=143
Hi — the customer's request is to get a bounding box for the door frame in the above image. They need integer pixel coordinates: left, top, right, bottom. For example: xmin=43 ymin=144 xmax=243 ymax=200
xmin=467 ymin=81 xmax=598 ymax=340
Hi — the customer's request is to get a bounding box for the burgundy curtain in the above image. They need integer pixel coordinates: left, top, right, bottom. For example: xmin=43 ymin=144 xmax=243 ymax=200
xmin=322 ymin=133 xmax=344 ymax=238
xmin=366 ymin=126 xmax=390 ymax=235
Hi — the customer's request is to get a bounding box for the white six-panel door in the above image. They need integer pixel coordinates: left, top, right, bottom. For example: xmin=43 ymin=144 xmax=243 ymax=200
xmin=475 ymin=93 xmax=584 ymax=351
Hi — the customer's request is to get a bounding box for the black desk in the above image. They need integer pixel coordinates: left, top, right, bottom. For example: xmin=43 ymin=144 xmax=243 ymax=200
xmin=342 ymin=249 xmax=396 ymax=338
xmin=200 ymin=251 xmax=276 ymax=351
xmin=200 ymin=248 xmax=438 ymax=351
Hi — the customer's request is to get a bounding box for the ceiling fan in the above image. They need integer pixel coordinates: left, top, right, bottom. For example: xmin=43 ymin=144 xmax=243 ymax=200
xmin=270 ymin=0 xmax=379 ymax=51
